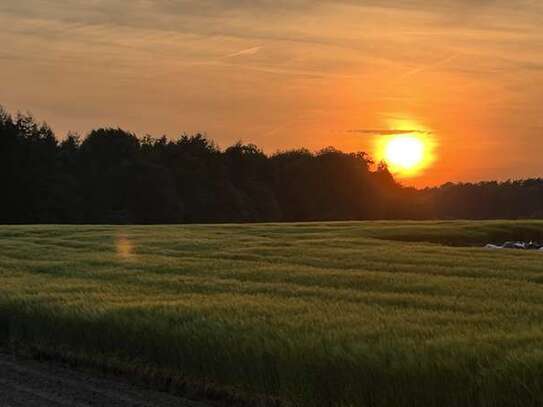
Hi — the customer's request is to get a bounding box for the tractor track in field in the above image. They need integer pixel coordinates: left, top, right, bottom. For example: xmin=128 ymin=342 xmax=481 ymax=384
xmin=0 ymin=352 xmax=209 ymax=407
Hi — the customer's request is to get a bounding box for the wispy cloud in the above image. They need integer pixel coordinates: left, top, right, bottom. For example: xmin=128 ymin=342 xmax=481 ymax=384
xmin=225 ymin=46 xmax=262 ymax=58
xmin=401 ymin=54 xmax=460 ymax=78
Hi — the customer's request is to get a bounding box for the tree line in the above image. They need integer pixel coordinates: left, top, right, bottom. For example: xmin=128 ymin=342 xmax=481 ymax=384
xmin=1 ymin=106 xmax=542 ymax=224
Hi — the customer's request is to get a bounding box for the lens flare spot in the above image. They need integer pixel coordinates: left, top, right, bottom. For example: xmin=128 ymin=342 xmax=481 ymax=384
xmin=116 ymin=234 xmax=134 ymax=260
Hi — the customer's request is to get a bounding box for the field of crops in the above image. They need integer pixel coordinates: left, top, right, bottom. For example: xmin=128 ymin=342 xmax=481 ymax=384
xmin=2 ymin=221 xmax=543 ymax=406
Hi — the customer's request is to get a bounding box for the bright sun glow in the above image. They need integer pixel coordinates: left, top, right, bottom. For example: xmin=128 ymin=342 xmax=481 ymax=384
xmin=373 ymin=118 xmax=437 ymax=180
xmin=385 ymin=135 xmax=425 ymax=171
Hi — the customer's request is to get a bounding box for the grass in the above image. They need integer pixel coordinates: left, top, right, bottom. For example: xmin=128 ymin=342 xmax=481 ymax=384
xmin=2 ymin=221 xmax=543 ymax=406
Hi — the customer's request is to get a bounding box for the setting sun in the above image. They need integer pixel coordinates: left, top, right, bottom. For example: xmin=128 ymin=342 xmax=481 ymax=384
xmin=385 ymin=135 xmax=425 ymax=172
xmin=373 ymin=120 xmax=436 ymax=181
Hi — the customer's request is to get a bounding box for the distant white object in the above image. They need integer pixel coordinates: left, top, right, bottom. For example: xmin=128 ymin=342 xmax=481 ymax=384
xmin=485 ymin=241 xmax=543 ymax=251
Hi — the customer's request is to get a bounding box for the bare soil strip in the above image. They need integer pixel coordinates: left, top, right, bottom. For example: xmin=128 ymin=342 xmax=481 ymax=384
xmin=0 ymin=352 xmax=208 ymax=407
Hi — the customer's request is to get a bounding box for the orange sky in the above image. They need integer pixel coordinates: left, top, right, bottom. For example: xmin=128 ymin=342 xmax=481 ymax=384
xmin=1 ymin=1 xmax=543 ymax=187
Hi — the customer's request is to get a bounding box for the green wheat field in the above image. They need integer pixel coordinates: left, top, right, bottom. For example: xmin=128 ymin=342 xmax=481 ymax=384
xmin=2 ymin=221 xmax=543 ymax=406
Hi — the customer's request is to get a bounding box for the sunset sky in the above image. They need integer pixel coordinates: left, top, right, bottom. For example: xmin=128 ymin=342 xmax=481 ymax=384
xmin=2 ymin=1 xmax=543 ymax=186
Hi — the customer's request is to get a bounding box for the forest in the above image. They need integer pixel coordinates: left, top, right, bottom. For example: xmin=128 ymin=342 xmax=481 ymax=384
xmin=1 ymin=106 xmax=543 ymax=224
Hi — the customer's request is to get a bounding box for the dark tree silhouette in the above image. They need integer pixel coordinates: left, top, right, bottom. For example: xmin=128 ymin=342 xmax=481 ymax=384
xmin=1 ymin=106 xmax=542 ymax=224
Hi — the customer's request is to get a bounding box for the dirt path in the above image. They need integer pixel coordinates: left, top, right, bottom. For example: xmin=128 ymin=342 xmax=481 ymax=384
xmin=0 ymin=352 xmax=209 ymax=407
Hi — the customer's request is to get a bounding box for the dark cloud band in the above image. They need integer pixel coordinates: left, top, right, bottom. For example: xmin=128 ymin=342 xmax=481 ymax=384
xmin=349 ymin=129 xmax=431 ymax=135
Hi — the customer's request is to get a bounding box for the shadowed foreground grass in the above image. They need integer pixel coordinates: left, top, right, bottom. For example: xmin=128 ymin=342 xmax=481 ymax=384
xmin=2 ymin=221 xmax=543 ymax=406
